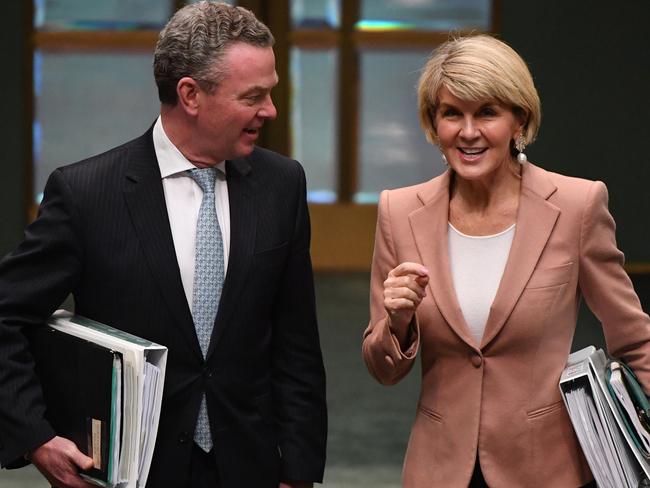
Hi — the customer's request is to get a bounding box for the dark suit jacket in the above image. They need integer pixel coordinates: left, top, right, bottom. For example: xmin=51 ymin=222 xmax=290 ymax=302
xmin=0 ymin=128 xmax=327 ymax=487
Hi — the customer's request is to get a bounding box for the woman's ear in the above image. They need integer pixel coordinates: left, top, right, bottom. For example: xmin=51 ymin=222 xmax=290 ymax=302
xmin=513 ymin=107 xmax=528 ymax=135
xmin=429 ymin=107 xmax=438 ymax=132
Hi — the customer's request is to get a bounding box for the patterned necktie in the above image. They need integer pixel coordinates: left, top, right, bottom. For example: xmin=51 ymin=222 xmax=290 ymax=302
xmin=188 ymin=167 xmax=224 ymax=452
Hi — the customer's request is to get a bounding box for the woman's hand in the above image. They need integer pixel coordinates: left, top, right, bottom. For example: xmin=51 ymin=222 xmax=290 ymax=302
xmin=383 ymin=262 xmax=429 ymax=341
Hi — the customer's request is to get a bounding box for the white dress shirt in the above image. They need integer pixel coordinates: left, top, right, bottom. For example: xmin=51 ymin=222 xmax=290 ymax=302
xmin=448 ymin=222 xmax=515 ymax=346
xmin=152 ymin=116 xmax=230 ymax=310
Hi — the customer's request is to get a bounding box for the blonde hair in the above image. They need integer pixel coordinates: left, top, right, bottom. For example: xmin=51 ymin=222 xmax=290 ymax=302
xmin=418 ymin=35 xmax=541 ymax=147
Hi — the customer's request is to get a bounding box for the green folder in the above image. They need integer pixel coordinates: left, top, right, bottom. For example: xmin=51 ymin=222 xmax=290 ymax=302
xmin=606 ymin=359 xmax=650 ymax=458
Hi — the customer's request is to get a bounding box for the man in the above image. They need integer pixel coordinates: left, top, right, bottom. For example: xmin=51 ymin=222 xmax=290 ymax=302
xmin=0 ymin=2 xmax=327 ymax=487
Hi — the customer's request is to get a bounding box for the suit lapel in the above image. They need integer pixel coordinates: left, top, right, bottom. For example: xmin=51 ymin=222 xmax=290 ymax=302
xmin=122 ymin=130 xmax=202 ymax=359
xmin=481 ymin=162 xmax=560 ymax=347
xmin=409 ymin=171 xmax=476 ymax=347
xmin=207 ymin=157 xmax=256 ymax=358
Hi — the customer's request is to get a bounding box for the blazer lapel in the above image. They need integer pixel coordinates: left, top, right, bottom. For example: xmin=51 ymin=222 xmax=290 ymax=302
xmin=122 ymin=131 xmax=202 ymax=359
xmin=481 ymin=162 xmax=560 ymax=347
xmin=206 ymin=156 xmax=256 ymax=358
xmin=409 ymin=170 xmax=476 ymax=348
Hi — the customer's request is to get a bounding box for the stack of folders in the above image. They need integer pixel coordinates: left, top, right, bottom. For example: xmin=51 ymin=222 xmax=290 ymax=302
xmin=30 ymin=310 xmax=167 ymax=488
xmin=559 ymin=346 xmax=650 ymax=488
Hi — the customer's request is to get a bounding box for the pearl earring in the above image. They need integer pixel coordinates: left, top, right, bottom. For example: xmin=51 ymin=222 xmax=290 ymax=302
xmin=437 ymin=145 xmax=448 ymax=165
xmin=515 ymin=134 xmax=527 ymax=164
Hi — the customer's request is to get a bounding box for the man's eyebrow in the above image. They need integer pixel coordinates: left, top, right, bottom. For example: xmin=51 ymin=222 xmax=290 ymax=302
xmin=242 ymin=79 xmax=280 ymax=95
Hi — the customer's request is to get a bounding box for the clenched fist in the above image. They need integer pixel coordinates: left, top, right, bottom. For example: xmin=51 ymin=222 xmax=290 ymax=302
xmin=383 ymin=262 xmax=429 ymax=345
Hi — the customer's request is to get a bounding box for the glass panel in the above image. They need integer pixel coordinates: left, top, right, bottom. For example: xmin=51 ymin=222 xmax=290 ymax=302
xmin=356 ymin=49 xmax=445 ymax=203
xmin=358 ymin=0 xmax=490 ymax=31
xmin=290 ymin=48 xmax=339 ymax=203
xmin=34 ymin=51 xmax=160 ymax=201
xmin=34 ymin=0 xmax=173 ymax=30
xmin=291 ymin=0 xmax=340 ymax=29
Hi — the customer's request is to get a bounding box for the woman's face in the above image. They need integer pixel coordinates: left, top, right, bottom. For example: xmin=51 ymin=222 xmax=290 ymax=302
xmin=434 ymin=86 xmax=523 ymax=183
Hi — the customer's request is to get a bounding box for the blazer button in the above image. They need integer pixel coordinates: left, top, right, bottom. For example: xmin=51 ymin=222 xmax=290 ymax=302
xmin=471 ymin=353 xmax=483 ymax=368
xmin=202 ymin=367 xmax=213 ymax=379
xmin=178 ymin=431 xmax=190 ymax=444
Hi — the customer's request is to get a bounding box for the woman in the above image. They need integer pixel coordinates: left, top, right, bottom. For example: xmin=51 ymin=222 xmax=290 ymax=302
xmin=362 ymin=34 xmax=650 ymax=487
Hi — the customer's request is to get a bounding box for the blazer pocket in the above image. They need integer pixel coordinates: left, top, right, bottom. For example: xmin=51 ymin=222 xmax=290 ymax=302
xmin=252 ymin=241 xmax=289 ymax=272
xmin=255 ymin=392 xmax=275 ymax=425
xmin=254 ymin=240 xmax=289 ymax=256
xmin=525 ymin=262 xmax=574 ymax=289
xmin=417 ymin=404 xmax=443 ymax=424
xmin=526 ymin=399 xmax=565 ymax=419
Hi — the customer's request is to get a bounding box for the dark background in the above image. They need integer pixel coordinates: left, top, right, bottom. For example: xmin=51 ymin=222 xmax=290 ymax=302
xmin=2 ymin=1 xmax=649 ymax=260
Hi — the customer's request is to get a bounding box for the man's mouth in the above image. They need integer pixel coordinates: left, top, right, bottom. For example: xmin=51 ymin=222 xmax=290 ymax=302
xmin=243 ymin=128 xmax=258 ymax=135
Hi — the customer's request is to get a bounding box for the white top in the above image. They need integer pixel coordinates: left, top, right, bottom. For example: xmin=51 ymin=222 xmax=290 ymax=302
xmin=152 ymin=116 xmax=231 ymax=309
xmin=448 ymin=222 xmax=515 ymax=346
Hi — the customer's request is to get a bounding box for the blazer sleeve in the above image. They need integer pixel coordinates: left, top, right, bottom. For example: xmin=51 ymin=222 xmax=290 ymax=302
xmin=362 ymin=190 xmax=419 ymax=386
xmin=269 ymin=162 xmax=327 ymax=483
xmin=578 ymin=180 xmax=650 ymax=392
xmin=0 ymin=169 xmax=83 ymax=467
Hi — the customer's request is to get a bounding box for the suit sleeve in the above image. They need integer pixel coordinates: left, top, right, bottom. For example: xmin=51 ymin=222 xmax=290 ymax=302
xmin=578 ymin=180 xmax=650 ymax=392
xmin=0 ymin=169 xmax=83 ymax=467
xmin=270 ymin=162 xmax=327 ymax=483
xmin=362 ymin=190 xmax=419 ymax=386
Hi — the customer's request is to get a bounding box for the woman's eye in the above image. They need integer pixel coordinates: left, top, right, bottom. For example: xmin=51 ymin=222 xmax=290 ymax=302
xmin=479 ymin=107 xmax=496 ymax=116
xmin=442 ymin=109 xmax=459 ymax=117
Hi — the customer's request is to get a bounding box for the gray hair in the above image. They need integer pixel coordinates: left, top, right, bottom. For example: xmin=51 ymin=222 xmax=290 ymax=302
xmin=153 ymin=1 xmax=274 ymax=105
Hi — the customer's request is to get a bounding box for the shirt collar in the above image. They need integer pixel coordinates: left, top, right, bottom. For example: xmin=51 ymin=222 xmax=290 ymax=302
xmin=152 ymin=115 xmax=226 ymax=179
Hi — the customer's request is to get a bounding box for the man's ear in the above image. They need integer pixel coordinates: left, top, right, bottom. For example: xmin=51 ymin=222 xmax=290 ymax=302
xmin=176 ymin=77 xmax=200 ymax=116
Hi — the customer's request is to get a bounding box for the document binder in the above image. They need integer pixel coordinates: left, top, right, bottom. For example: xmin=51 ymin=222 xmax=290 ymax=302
xmin=30 ymin=311 xmax=168 ymax=488
xmin=30 ymin=327 xmax=120 ymax=486
xmin=560 ymin=346 xmax=650 ymax=488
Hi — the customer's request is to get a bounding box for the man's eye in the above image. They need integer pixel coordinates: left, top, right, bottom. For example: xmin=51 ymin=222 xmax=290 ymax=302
xmin=243 ymin=94 xmax=262 ymax=104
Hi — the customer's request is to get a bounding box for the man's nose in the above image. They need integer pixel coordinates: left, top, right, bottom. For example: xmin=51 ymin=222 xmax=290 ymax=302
xmin=259 ymin=95 xmax=277 ymax=120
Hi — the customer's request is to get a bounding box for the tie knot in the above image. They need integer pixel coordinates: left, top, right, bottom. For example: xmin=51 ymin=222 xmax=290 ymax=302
xmin=188 ymin=167 xmax=219 ymax=193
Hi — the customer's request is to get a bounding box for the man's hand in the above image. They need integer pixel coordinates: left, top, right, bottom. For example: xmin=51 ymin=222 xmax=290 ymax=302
xmin=280 ymin=482 xmax=313 ymax=488
xmin=383 ymin=262 xmax=429 ymax=340
xmin=30 ymin=436 xmax=96 ymax=488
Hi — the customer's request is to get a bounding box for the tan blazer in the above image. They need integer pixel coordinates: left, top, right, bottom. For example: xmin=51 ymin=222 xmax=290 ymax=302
xmin=363 ymin=162 xmax=650 ymax=487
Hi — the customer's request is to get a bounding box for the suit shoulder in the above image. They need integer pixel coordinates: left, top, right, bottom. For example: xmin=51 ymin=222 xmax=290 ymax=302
xmin=539 ymin=166 xmax=606 ymax=207
xmin=384 ymin=178 xmax=440 ymax=198
xmin=245 ymin=146 xmax=304 ymax=181
xmin=56 ymin=132 xmax=149 ymax=182
xmin=545 ymin=168 xmax=599 ymax=191
xmin=536 ymin=167 xmax=608 ymax=214
xmin=380 ymin=173 xmax=447 ymax=209
xmin=248 ymin=146 xmax=300 ymax=168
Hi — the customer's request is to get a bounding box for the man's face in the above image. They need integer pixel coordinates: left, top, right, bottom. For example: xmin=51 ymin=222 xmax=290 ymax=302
xmin=195 ymin=43 xmax=278 ymax=162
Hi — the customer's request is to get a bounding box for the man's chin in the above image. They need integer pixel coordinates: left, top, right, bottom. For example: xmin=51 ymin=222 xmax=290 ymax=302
xmin=231 ymin=144 xmax=256 ymax=160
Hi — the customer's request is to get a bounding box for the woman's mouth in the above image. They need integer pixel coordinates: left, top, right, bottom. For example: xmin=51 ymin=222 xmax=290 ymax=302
xmin=458 ymin=147 xmax=487 ymax=155
xmin=457 ymin=147 xmax=487 ymax=161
